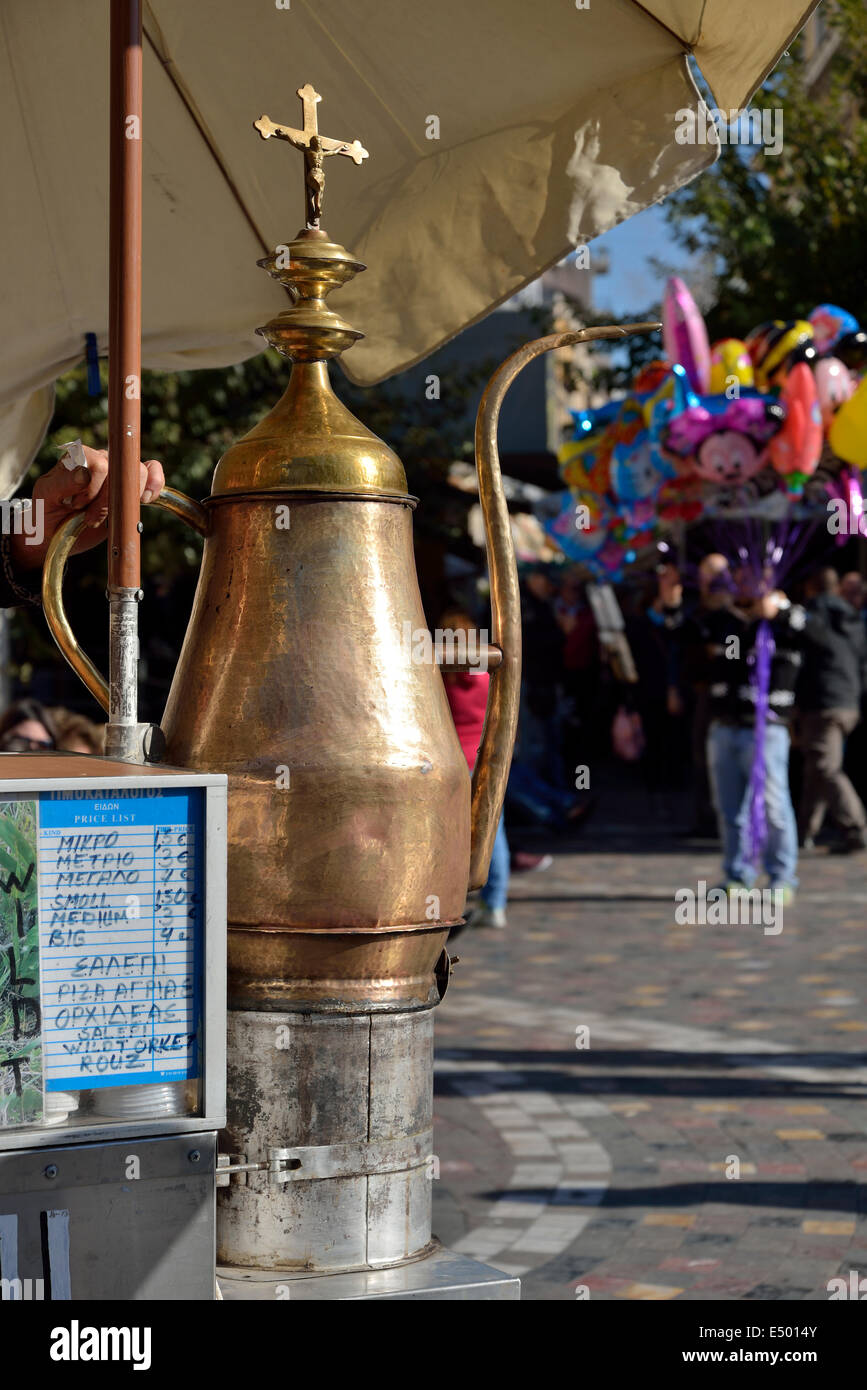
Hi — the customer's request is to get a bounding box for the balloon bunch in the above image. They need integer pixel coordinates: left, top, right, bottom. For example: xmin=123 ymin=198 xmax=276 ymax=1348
xmin=547 ymin=360 xmax=687 ymax=577
xmin=659 ymin=287 xmax=867 ymax=490
xmin=545 ymin=280 xmax=867 ymax=576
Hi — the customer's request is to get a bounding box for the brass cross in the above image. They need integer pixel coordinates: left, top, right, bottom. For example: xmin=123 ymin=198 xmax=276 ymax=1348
xmin=254 ymin=83 xmax=369 ymax=229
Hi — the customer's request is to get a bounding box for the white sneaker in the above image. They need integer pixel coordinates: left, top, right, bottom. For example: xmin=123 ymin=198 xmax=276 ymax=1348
xmin=467 ymin=905 xmax=507 ymax=930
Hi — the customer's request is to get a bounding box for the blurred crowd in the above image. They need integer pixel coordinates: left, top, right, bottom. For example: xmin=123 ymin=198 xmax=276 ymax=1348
xmin=0 ymin=699 xmax=105 ymax=756
xmin=446 ymin=554 xmax=867 ymax=930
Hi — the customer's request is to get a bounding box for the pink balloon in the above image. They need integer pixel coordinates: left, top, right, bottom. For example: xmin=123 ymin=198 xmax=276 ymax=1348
xmin=662 ymin=277 xmax=711 ymax=395
xmin=814 ymin=356 xmax=854 ymax=428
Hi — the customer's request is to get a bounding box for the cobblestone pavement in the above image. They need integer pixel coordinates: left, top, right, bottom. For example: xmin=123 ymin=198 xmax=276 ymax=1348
xmin=431 ymin=797 xmax=867 ymax=1301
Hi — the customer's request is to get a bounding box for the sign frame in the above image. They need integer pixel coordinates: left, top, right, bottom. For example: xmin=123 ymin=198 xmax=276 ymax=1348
xmin=0 ymin=757 xmax=226 ymax=1151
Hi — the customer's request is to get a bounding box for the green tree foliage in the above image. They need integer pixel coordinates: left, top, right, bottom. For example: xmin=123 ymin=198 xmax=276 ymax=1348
xmin=663 ymin=0 xmax=867 ymax=338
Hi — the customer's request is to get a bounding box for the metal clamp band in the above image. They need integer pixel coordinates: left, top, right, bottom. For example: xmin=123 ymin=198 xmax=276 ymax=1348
xmin=217 ymin=1130 xmax=434 ymax=1187
xmin=269 ymin=1129 xmax=434 ymax=1183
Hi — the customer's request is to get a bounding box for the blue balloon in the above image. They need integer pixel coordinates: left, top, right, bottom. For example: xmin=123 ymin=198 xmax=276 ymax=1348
xmin=809 ymin=304 xmax=860 ymax=356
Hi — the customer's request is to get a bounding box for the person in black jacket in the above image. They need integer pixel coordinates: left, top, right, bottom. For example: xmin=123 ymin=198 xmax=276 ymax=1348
xmin=797 ymin=567 xmax=867 ymax=853
xmin=673 ymin=564 xmax=813 ymax=898
xmin=0 ymin=446 xmax=164 ymax=609
xmin=702 ymin=584 xmax=806 ymax=896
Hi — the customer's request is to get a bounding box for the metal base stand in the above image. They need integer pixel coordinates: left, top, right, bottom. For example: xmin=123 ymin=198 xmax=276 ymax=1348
xmin=217 ymin=1245 xmax=520 ymax=1300
xmin=217 ymin=1008 xmax=520 ymax=1298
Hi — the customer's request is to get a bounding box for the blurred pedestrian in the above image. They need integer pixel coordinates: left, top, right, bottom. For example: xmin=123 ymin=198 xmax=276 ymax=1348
xmin=0 ymin=699 xmax=58 ymax=752
xmin=440 ymin=608 xmax=509 ymax=929
xmin=49 ymin=708 xmax=106 ymax=755
xmin=518 ymin=565 xmax=568 ymax=789
xmin=797 ymin=567 xmax=867 ymax=853
xmin=839 ymin=572 xmax=867 ymax=807
xmin=695 ymin=577 xmax=803 ymax=900
xmin=557 ymin=570 xmax=600 ymax=794
xmin=625 ymin=562 xmax=685 ymax=816
xmin=840 ymin=571 xmax=866 ymax=616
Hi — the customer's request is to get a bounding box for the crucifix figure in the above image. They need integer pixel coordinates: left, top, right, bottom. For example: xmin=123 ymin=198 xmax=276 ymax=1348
xmin=254 ymin=83 xmax=369 ymax=229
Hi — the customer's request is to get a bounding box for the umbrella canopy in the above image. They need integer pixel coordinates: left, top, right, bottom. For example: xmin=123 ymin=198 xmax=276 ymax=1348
xmin=0 ymin=0 xmax=816 ymax=474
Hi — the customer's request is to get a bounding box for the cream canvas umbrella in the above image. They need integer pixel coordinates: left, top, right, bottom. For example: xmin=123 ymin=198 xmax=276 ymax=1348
xmin=0 ymin=0 xmax=818 ymax=472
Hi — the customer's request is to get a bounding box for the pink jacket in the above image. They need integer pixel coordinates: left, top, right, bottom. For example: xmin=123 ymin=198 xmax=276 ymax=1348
xmin=444 ymin=671 xmax=489 ymax=771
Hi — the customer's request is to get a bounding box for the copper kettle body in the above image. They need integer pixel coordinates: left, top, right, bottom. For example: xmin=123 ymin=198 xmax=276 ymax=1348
xmin=160 ymin=366 xmax=475 ymax=1012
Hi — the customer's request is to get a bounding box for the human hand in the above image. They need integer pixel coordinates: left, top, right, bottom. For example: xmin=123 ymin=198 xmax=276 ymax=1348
xmin=753 ymin=590 xmax=784 ymax=621
xmin=10 ymin=446 xmax=165 ymax=571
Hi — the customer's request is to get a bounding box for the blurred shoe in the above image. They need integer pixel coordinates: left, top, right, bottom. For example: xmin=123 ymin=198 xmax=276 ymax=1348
xmin=829 ymin=833 xmax=867 ymax=855
xmin=511 ymin=851 xmax=553 ymax=874
xmin=799 ymin=835 xmax=817 ymax=852
xmin=466 ymin=905 xmax=507 ymax=930
xmin=770 ymin=883 xmax=796 ymax=906
xmin=714 ymin=879 xmax=747 ymax=895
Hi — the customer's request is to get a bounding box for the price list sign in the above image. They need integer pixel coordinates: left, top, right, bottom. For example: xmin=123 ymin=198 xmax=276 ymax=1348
xmin=36 ymin=788 xmax=203 ymax=1092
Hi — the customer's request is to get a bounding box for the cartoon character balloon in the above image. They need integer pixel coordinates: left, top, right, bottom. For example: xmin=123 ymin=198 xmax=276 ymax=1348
xmin=646 ymin=364 xmax=698 ymax=477
xmin=558 ymin=431 xmax=609 ymax=494
xmin=662 ymin=278 xmax=711 ymax=395
xmin=545 ymin=489 xmax=610 ymax=561
xmin=610 ymin=437 xmax=665 ymax=502
xmin=605 ymin=393 xmax=666 ymax=497
xmin=663 ymin=395 xmax=783 ymax=486
xmin=808 ymin=304 xmax=860 ymax=357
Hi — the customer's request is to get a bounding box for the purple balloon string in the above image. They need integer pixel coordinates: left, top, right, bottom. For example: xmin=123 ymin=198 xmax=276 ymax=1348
xmin=744 ymin=618 xmax=775 ymax=867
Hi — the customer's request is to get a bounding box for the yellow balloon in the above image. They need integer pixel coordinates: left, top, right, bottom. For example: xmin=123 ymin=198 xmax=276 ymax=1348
xmin=709 ymin=339 xmax=754 ymax=395
xmin=829 ymin=374 xmax=867 ymax=466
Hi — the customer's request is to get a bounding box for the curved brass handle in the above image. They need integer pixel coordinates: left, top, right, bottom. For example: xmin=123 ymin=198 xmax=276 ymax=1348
xmin=41 ymin=486 xmax=210 ymax=712
xmin=468 ymin=321 xmax=660 ymax=888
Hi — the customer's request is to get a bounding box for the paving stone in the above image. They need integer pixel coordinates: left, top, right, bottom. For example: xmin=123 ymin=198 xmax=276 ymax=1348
xmin=432 ymin=816 xmax=867 ymax=1300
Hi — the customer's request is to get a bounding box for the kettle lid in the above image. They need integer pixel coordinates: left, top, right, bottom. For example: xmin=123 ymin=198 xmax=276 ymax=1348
xmin=211 ymin=88 xmax=409 ymax=501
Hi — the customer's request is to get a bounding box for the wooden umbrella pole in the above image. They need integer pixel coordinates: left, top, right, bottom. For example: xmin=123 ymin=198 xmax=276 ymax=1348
xmin=107 ymin=0 xmax=143 ymax=761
